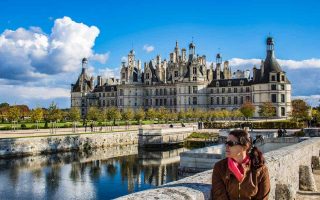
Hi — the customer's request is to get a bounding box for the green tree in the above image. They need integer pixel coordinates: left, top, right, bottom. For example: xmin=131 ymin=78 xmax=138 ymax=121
xmin=240 ymin=101 xmax=256 ymax=121
xmin=46 ymin=102 xmax=63 ymax=132
xmin=258 ymin=102 xmax=276 ymax=120
xmin=69 ymin=107 xmax=81 ymax=132
xmin=178 ymin=110 xmax=186 ymax=122
xmin=185 ymin=108 xmax=193 ymax=122
xmin=134 ymin=108 xmax=145 ymax=125
xmin=156 ymin=107 xmax=169 ymax=123
xmin=291 ymin=99 xmax=310 ymax=122
xmin=30 ymin=107 xmax=44 ymax=130
xmin=146 ymin=108 xmax=157 ymax=124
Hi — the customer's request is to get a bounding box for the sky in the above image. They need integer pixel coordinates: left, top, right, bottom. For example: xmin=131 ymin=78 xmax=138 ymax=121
xmin=0 ymin=0 xmax=320 ymax=108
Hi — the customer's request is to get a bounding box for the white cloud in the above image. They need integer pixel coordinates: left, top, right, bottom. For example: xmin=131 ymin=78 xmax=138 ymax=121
xmin=0 ymin=16 xmax=109 ymax=81
xmin=98 ymin=67 xmax=120 ymax=79
xmin=121 ymin=56 xmax=127 ymax=62
xmin=292 ymin=95 xmax=320 ymax=107
xmin=0 ymin=85 xmax=70 ymax=100
xmin=278 ymin=59 xmax=320 ymax=69
xmin=143 ymin=44 xmax=154 ymax=53
xmin=90 ymin=52 xmax=110 ymax=64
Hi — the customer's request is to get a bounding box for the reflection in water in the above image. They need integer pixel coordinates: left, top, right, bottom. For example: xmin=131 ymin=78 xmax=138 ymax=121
xmin=0 ymin=145 xmax=188 ymax=200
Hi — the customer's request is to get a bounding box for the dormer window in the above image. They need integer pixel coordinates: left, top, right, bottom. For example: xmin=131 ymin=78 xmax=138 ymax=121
xmin=174 ymin=71 xmax=178 ymax=77
xmin=281 ymin=75 xmax=285 ymax=82
xmin=228 ymin=81 xmax=231 ymax=86
xmin=216 ymin=81 xmax=219 ymax=87
xmin=146 ymin=73 xmax=150 ymax=79
xmin=240 ymin=80 xmax=244 ymax=86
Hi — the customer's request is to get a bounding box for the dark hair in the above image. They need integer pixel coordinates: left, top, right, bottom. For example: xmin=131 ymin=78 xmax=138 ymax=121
xmin=229 ymin=130 xmax=265 ymax=169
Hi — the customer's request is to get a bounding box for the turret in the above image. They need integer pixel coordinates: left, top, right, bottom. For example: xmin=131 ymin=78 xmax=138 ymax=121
xmin=188 ymin=42 xmax=196 ymax=60
xmin=215 ymin=53 xmax=222 ymax=80
xmin=181 ymin=48 xmax=186 ymax=62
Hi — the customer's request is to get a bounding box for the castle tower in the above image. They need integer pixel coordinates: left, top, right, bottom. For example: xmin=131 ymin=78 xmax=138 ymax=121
xmin=215 ymin=53 xmax=222 ymax=80
xmin=188 ymin=42 xmax=196 ymax=61
xmin=181 ymin=48 xmax=186 ymax=62
xmin=174 ymin=41 xmax=180 ymax=63
xmin=128 ymin=49 xmax=135 ymax=68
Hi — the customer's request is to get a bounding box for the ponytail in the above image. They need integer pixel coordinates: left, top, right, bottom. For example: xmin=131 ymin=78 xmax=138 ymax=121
xmin=249 ymin=137 xmax=265 ymax=169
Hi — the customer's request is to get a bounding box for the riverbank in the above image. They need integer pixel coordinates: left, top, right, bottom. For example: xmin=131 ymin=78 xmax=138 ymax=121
xmin=0 ymin=130 xmax=138 ymax=158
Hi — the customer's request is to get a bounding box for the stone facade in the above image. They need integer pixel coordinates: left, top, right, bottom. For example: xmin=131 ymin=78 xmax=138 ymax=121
xmin=71 ymin=37 xmax=292 ymax=118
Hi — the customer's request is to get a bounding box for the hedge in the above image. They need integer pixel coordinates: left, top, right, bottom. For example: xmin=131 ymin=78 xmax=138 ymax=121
xmin=204 ymin=121 xmax=305 ymax=129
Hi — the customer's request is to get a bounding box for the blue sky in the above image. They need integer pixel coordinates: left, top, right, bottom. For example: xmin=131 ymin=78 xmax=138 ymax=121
xmin=0 ymin=0 xmax=320 ymax=108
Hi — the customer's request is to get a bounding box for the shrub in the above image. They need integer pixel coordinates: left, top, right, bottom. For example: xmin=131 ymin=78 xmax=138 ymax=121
xmin=21 ymin=123 xmax=27 ymax=129
xmin=294 ymin=130 xmax=305 ymax=137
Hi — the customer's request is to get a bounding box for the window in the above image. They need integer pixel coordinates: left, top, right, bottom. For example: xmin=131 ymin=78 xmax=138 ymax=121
xmin=246 ymin=96 xmax=250 ymax=102
xmin=193 ymin=97 xmax=197 ymax=105
xmin=271 ymin=84 xmax=277 ymax=90
xmin=222 ymin=97 xmax=225 ymax=105
xmin=271 ymin=94 xmax=277 ymax=103
xmin=240 ymin=87 xmax=243 ymax=93
xmin=281 ymin=84 xmax=285 ymax=90
xmin=281 ymin=75 xmax=285 ymax=82
xmin=222 ymin=88 xmax=225 ymax=93
xmin=193 ymin=86 xmax=198 ymax=94
xmin=216 ymin=81 xmax=219 ymax=87
xmin=217 ymin=97 xmax=220 ymax=105
xmin=146 ymin=73 xmax=150 ymax=79
xmin=246 ymin=87 xmax=250 ymax=92
xmin=271 ymin=75 xmax=276 ymax=81
xmin=193 ymin=76 xmax=197 ymax=81
xmin=122 ymin=73 xmax=125 ymax=79
xmin=211 ymin=97 xmax=214 ymax=105
xmin=240 ymin=80 xmax=244 ymax=86
xmin=188 ymin=86 xmax=191 ymax=94
xmin=240 ymin=96 xmax=244 ymax=104
xmin=228 ymin=97 xmax=231 ymax=104
xmin=193 ymin=67 xmax=197 ymax=74
xmin=217 ymin=88 xmax=219 ymax=93
xmin=234 ymin=96 xmax=238 ymax=104
xmin=120 ymin=89 xmax=124 ymax=96
xmin=281 ymin=94 xmax=285 ymax=103
xmin=174 ymin=71 xmax=178 ymax=77
xmin=119 ymin=99 xmax=123 ymax=106
xmin=156 ymin=89 xmax=159 ymax=95
xmin=281 ymin=107 xmax=285 ymax=116
xmin=234 ymin=88 xmax=238 ymax=93
xmin=228 ymin=88 xmax=231 ymax=93
xmin=156 ymin=99 xmax=159 ymax=106
xmin=228 ymin=81 xmax=231 ymax=86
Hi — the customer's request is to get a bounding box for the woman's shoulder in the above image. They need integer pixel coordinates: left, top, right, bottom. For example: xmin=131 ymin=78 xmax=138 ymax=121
xmin=213 ymin=158 xmax=228 ymax=169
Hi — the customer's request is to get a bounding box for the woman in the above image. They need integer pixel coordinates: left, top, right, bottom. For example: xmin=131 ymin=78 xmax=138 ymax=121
xmin=211 ymin=130 xmax=270 ymax=200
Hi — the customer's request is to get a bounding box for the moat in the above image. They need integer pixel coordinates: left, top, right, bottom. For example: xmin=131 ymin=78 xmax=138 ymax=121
xmin=0 ymin=145 xmax=191 ymax=200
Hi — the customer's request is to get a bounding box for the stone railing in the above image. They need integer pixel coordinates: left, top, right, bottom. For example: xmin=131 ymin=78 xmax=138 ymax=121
xmin=116 ymin=138 xmax=320 ymax=200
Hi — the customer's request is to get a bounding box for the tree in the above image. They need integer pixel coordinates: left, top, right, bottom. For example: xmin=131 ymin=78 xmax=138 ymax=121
xmin=258 ymin=102 xmax=276 ymax=120
xmin=240 ymin=101 xmax=255 ymax=120
xmin=291 ymin=99 xmax=310 ymax=122
xmin=146 ymin=108 xmax=157 ymax=124
xmin=0 ymin=103 xmax=9 ymax=122
xmin=156 ymin=107 xmax=169 ymax=123
xmin=105 ymin=107 xmax=121 ymax=128
xmin=178 ymin=110 xmax=186 ymax=122
xmin=7 ymin=106 xmax=20 ymax=131
xmin=30 ymin=107 xmax=44 ymax=130
xmin=46 ymin=102 xmax=63 ymax=133
xmin=69 ymin=107 xmax=81 ymax=132
xmin=134 ymin=108 xmax=145 ymax=125
xmin=122 ymin=108 xmax=134 ymax=129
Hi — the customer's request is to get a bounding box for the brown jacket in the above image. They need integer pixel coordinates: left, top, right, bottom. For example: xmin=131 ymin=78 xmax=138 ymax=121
xmin=211 ymin=158 xmax=270 ymax=200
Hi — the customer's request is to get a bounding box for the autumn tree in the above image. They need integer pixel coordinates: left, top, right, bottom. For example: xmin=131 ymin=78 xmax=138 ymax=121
xmin=7 ymin=106 xmax=21 ymax=131
xmin=258 ymin=102 xmax=276 ymax=120
xmin=122 ymin=108 xmax=134 ymax=129
xmin=240 ymin=101 xmax=256 ymax=120
xmin=291 ymin=99 xmax=310 ymax=122
xmin=146 ymin=108 xmax=157 ymax=124
xmin=30 ymin=107 xmax=44 ymax=130
xmin=69 ymin=107 xmax=81 ymax=132
xmin=134 ymin=108 xmax=145 ymax=125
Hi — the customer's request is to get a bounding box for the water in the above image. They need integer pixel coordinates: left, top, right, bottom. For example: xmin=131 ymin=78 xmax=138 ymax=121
xmin=0 ymin=145 xmax=189 ymax=200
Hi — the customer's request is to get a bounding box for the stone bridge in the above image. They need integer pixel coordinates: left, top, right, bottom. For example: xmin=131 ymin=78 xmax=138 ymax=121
xmin=116 ymin=138 xmax=320 ymax=200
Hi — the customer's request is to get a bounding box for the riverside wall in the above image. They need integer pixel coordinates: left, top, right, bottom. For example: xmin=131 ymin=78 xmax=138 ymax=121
xmin=0 ymin=131 xmax=138 ymax=158
xmin=117 ymin=138 xmax=320 ymax=200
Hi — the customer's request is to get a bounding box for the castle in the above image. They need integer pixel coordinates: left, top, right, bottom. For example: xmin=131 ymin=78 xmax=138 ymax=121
xmin=71 ymin=37 xmax=292 ymax=118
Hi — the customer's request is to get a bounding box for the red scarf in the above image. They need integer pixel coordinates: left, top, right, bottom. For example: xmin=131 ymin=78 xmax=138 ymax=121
xmin=228 ymin=156 xmax=250 ymax=182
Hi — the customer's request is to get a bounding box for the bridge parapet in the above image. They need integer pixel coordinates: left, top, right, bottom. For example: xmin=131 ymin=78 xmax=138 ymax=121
xmin=117 ymin=138 xmax=320 ymax=200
